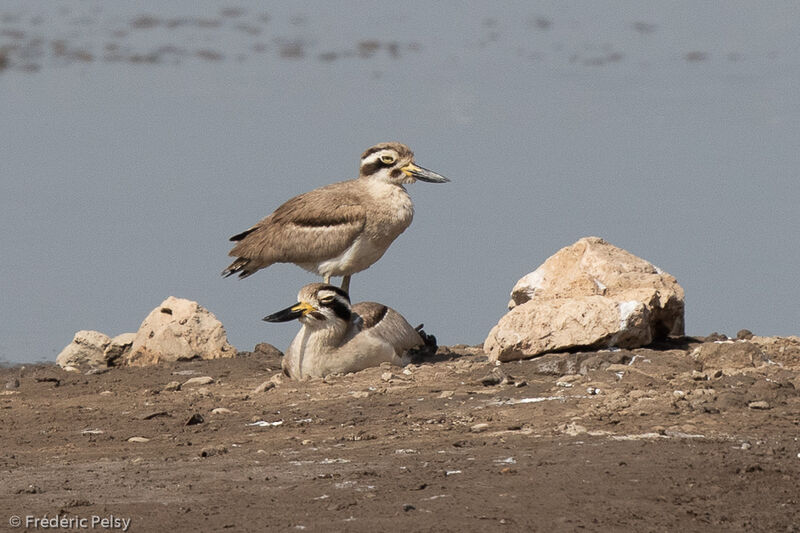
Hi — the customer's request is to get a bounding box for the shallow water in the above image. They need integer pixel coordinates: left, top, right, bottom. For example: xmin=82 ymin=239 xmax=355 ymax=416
xmin=1 ymin=1 xmax=799 ymax=363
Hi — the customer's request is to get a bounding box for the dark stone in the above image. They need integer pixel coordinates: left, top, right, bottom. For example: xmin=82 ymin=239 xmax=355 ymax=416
xmin=186 ymin=413 xmax=204 ymax=426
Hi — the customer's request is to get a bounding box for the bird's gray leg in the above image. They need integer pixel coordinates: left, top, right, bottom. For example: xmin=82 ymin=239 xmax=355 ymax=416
xmin=323 ymin=274 xmax=331 ymax=284
xmin=340 ymin=275 xmax=351 ymax=294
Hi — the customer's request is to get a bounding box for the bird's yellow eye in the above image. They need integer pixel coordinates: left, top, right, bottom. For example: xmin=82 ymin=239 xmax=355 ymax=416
xmin=380 ymin=155 xmax=395 ymax=164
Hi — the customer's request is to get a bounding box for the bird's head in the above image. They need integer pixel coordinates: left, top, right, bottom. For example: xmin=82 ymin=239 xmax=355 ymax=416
xmin=358 ymin=142 xmax=450 ymax=186
xmin=263 ymin=283 xmax=352 ymax=328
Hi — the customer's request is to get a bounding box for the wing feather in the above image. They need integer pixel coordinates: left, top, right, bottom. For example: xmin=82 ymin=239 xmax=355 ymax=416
xmin=228 ymin=180 xmax=366 ymax=265
xmin=352 ymin=302 xmax=423 ymax=354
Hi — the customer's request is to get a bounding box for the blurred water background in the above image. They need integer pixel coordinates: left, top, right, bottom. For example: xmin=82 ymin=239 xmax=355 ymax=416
xmin=1 ymin=1 xmax=798 ymax=364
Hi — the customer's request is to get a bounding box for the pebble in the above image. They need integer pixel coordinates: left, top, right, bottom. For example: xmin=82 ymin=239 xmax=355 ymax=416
xmin=127 ymin=437 xmax=150 ymax=443
xmin=479 ymin=373 xmax=502 ymax=386
xmin=182 ymin=376 xmax=214 ymax=387
xmin=5 ymin=379 xmax=19 ymax=390
xmin=563 ymin=422 xmax=587 ymax=436
xmin=253 ymin=380 xmax=276 ymax=393
xmin=138 ymin=411 xmax=169 ymax=420
xmin=351 ymin=391 xmax=370 ymax=399
xmin=381 ymin=372 xmax=397 ymax=382
xmin=438 ymin=390 xmax=455 ymax=399
xmin=748 ymin=401 xmax=771 ymax=410
xmin=186 ymin=413 xmax=205 ymax=425
xmin=162 ymin=381 xmax=182 ymax=392
xmin=18 ymin=484 xmax=42 ymax=494
xmin=211 ymin=408 xmax=232 ymax=415
xmin=470 ymin=423 xmax=490 ymax=433
xmin=200 ymin=444 xmax=227 ymax=457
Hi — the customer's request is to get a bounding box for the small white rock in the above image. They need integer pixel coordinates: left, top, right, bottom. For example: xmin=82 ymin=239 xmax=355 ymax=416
xmin=162 ymin=381 xmax=182 ymax=392
xmin=182 ymin=376 xmax=214 ymax=387
xmin=253 ymin=380 xmax=276 ymax=393
xmin=127 ymin=437 xmax=150 ymax=443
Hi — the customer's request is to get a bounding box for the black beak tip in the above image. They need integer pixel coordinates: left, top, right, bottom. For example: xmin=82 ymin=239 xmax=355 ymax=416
xmin=263 ymin=303 xmax=305 ymax=323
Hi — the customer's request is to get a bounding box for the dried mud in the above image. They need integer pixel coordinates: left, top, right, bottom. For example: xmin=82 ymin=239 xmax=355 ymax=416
xmin=1 ymin=337 xmax=799 ymax=532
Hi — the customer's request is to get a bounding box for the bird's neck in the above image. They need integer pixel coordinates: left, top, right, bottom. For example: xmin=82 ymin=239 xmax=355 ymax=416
xmin=300 ymin=319 xmax=352 ymax=350
xmin=358 ymin=174 xmax=409 ymax=190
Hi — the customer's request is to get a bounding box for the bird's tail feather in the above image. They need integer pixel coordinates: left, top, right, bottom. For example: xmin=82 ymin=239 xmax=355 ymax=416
xmin=222 ymin=258 xmax=254 ymax=278
xmin=405 ymin=324 xmax=438 ymax=364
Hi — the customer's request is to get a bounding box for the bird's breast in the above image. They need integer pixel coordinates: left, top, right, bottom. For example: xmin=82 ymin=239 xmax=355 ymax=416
xmin=363 ymin=182 xmax=414 ymax=238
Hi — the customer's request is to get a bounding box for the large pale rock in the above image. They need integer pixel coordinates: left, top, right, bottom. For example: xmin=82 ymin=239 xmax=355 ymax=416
xmin=694 ymin=341 xmax=768 ymax=371
xmin=123 ymin=297 xmax=236 ymax=366
xmin=485 ymin=237 xmax=684 ymax=362
xmin=104 ymin=332 xmax=136 ymax=366
xmin=56 ymin=330 xmax=111 ymax=369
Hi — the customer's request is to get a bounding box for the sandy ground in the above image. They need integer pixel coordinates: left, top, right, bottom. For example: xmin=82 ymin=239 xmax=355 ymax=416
xmin=1 ymin=336 xmax=799 ymax=532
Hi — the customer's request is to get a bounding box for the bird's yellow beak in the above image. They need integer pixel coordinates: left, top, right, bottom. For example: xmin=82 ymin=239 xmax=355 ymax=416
xmin=400 ymin=162 xmax=450 ymax=183
xmin=292 ymin=302 xmax=317 ymax=316
xmin=263 ymin=301 xmax=317 ymax=322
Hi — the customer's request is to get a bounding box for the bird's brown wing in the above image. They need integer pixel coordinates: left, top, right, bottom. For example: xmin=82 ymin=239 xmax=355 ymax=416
xmin=352 ymin=302 xmax=424 ymax=353
xmin=228 ymin=181 xmax=366 ymax=265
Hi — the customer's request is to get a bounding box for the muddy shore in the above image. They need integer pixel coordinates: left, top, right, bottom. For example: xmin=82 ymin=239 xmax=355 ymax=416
xmin=1 ymin=337 xmax=799 ymax=532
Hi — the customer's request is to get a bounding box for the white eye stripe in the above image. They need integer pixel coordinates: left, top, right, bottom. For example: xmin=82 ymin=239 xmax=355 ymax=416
xmin=364 ymin=151 xmax=397 ymax=164
xmin=318 ymin=290 xmax=337 ymax=302
xmin=317 ymin=290 xmax=350 ymax=306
